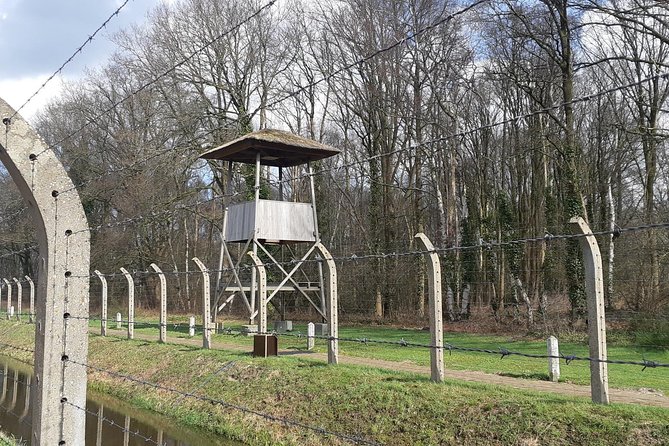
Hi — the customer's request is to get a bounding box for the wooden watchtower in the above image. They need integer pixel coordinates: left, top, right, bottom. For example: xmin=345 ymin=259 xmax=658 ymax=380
xmin=200 ymin=129 xmax=339 ymax=326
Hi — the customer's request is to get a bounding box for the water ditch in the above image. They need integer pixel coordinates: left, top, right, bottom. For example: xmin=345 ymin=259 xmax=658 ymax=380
xmin=0 ymin=355 xmax=242 ymax=445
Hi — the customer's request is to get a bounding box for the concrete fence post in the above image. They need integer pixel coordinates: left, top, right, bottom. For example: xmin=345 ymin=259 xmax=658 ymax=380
xmin=569 ymin=216 xmax=609 ymax=404
xmin=3 ymin=101 xmax=92 ymax=444
xmin=116 ymin=312 xmax=122 ymax=329
xmin=415 ymin=233 xmax=445 ymax=383
xmin=189 ymin=316 xmax=195 ymax=337
xmin=315 ymin=243 xmax=338 ymax=365
xmin=12 ymin=278 xmax=21 ymax=321
xmin=94 ymin=271 xmax=107 ymax=336
xmin=25 ymin=276 xmax=34 ymax=323
xmin=247 ymin=251 xmax=267 ymax=334
xmin=120 ymin=268 xmax=134 ymax=340
xmin=150 ymin=263 xmax=167 ymax=343
xmin=192 ymin=257 xmax=211 ymax=349
xmin=2 ymin=97 xmax=91 ymax=443
xmin=307 ymin=322 xmax=315 ymax=350
xmin=547 ymin=336 xmax=560 ymax=382
xmin=2 ymin=279 xmax=11 ymax=320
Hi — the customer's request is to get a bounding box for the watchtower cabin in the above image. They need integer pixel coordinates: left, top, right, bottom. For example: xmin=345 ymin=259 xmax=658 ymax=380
xmin=200 ymin=129 xmax=340 ymax=329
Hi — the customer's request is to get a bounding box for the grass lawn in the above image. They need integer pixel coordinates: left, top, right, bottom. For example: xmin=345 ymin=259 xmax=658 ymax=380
xmin=1 ymin=319 xmax=668 ymax=445
xmin=0 ymin=437 xmax=17 ymax=446
xmin=89 ymin=312 xmax=669 ymax=396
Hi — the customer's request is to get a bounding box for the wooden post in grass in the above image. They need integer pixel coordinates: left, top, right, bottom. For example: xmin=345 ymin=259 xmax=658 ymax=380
xmin=315 ymin=243 xmax=339 ymax=365
xmin=94 ymin=271 xmax=107 ymax=336
xmin=150 ymin=263 xmax=167 ymax=343
xmin=415 ymin=233 xmax=444 ymax=383
xmin=192 ymin=257 xmax=212 ymax=349
xmin=569 ymin=217 xmax=609 ymax=404
xmin=120 ymin=268 xmax=134 ymax=340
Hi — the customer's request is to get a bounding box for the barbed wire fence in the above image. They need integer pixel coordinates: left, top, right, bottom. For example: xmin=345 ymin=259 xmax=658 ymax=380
xmin=0 ymin=219 xmax=667 ymax=443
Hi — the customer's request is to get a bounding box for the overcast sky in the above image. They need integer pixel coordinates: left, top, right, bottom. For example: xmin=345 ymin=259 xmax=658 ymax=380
xmin=0 ymin=0 xmax=163 ymax=121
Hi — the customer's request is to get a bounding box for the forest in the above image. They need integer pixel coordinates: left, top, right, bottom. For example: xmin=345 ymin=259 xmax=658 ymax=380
xmin=0 ymin=0 xmax=667 ymax=331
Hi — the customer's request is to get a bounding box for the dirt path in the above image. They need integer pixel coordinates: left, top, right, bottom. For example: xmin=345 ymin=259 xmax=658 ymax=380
xmin=95 ymin=328 xmax=669 ymax=409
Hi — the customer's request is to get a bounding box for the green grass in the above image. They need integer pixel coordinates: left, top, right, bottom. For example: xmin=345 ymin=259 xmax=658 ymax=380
xmin=0 ymin=432 xmax=20 ymax=445
xmin=3 ymin=319 xmax=669 ymax=445
xmin=88 ymin=314 xmax=669 ymax=395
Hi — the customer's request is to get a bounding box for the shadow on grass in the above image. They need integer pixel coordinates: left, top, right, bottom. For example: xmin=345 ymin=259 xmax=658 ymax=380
xmin=382 ymin=375 xmax=430 ymax=384
xmin=295 ymin=361 xmax=328 ymax=369
xmin=176 ymin=346 xmax=203 ymax=352
xmin=497 ymin=371 xmax=549 ymax=381
xmin=278 ymin=350 xmax=313 ymax=356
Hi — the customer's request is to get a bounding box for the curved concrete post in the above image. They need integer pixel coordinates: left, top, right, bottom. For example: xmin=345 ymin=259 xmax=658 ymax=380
xmin=150 ymin=263 xmax=167 ymax=343
xmin=569 ymin=217 xmax=609 ymax=404
xmin=120 ymin=268 xmax=134 ymax=340
xmin=25 ymin=276 xmax=34 ymax=323
xmin=314 ymin=243 xmax=338 ymax=365
xmin=1 ymin=97 xmax=90 ymax=444
xmin=2 ymin=278 xmax=11 ymax=320
xmin=415 ymin=233 xmax=444 ymax=383
xmin=12 ymin=278 xmax=22 ymax=321
xmin=94 ymin=271 xmax=108 ymax=336
xmin=247 ymin=251 xmax=267 ymax=334
xmin=192 ymin=257 xmax=211 ymax=349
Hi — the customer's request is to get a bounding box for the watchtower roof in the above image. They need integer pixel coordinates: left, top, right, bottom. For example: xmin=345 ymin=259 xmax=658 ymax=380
xmin=199 ymin=129 xmax=340 ymax=167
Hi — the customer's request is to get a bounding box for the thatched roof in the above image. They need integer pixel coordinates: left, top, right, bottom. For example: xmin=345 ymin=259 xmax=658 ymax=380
xmin=199 ymin=129 xmax=340 ymax=167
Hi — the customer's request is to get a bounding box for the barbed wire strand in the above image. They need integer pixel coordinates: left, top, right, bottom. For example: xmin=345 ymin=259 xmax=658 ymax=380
xmin=63 ymin=400 xmax=166 ymax=446
xmin=33 ymin=0 xmax=278 ymax=159
xmin=54 ymin=220 xmax=669 ymax=281
xmin=9 ymin=0 xmax=133 ymax=119
xmin=48 ymin=0 xmax=486 ymax=199
xmin=57 ymin=317 xmax=669 ymax=369
xmin=64 ymin=357 xmax=381 ymax=445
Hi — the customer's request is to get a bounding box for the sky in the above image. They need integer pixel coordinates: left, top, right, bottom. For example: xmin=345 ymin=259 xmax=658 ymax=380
xmin=0 ymin=0 xmax=166 ymax=122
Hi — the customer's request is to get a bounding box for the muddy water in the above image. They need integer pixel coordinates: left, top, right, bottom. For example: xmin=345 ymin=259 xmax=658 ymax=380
xmin=0 ymin=355 xmax=243 ymax=445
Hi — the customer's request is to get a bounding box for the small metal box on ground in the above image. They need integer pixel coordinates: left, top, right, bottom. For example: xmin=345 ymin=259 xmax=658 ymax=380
xmin=241 ymin=324 xmax=258 ymax=336
xmin=273 ymin=320 xmax=293 ymax=333
xmin=253 ymin=334 xmax=278 ymax=357
xmin=314 ymin=323 xmax=328 ymax=336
